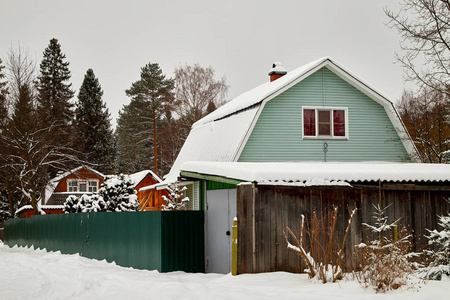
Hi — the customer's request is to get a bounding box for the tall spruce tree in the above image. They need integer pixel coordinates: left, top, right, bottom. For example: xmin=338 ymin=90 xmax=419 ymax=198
xmin=11 ymin=83 xmax=36 ymax=135
xmin=75 ymin=69 xmax=115 ymax=174
xmin=0 ymin=58 xmax=8 ymax=128
xmin=125 ymin=63 xmax=173 ymax=175
xmin=36 ymin=38 xmax=74 ymax=144
xmin=115 ymin=97 xmax=153 ymax=173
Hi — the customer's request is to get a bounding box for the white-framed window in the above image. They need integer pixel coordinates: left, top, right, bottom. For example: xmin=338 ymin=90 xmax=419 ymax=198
xmin=67 ymin=179 xmax=99 ymax=193
xmin=88 ymin=180 xmax=98 ymax=193
xmin=68 ymin=180 xmax=78 ymax=192
xmin=302 ymin=106 xmax=348 ymax=139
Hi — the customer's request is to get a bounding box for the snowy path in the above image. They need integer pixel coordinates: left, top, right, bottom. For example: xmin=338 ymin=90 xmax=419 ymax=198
xmin=0 ymin=242 xmax=449 ymax=300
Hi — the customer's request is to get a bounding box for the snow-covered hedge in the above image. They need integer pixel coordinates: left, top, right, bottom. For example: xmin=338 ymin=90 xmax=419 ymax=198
xmin=63 ymin=174 xmax=138 ymax=213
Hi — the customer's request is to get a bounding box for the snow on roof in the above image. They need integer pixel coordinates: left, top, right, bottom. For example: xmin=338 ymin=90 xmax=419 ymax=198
xmin=268 ymin=62 xmax=287 ymax=75
xmin=159 ymin=57 xmax=419 ymax=187
xmin=162 ymin=106 xmax=260 ymax=184
xmin=180 ymin=161 xmax=450 ymax=185
xmin=43 ymin=166 xmax=105 ymax=204
xmin=15 ymin=205 xmax=64 ymax=215
xmin=194 ymin=57 xmax=328 ymax=127
xmin=129 ymin=170 xmax=162 ymax=188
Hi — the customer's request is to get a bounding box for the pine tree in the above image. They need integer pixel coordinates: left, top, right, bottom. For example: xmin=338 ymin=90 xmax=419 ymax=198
xmin=115 ymin=97 xmax=153 ymax=173
xmin=75 ymin=69 xmax=115 ymax=174
xmin=36 ymin=38 xmax=74 ymax=144
xmin=125 ymin=63 xmax=173 ymax=176
xmin=0 ymin=58 xmax=9 ymax=128
xmin=11 ymin=83 xmax=36 ymax=136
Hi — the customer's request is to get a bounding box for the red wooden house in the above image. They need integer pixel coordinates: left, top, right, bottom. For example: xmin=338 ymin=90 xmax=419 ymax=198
xmin=42 ymin=166 xmax=105 ymax=205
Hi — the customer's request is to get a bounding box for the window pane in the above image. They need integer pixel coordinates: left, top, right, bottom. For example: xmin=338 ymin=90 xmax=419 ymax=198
xmin=333 ymin=110 xmax=345 ymax=136
xmin=79 ymin=183 xmax=87 ymax=192
xmin=318 ymin=110 xmax=331 ymax=136
xmin=89 ymin=181 xmax=98 ymax=193
xmin=319 ymin=124 xmax=331 ymax=135
xmin=68 ymin=181 xmax=78 ymax=192
xmin=318 ymin=110 xmax=330 ymax=122
xmin=303 ymin=109 xmax=316 ymax=136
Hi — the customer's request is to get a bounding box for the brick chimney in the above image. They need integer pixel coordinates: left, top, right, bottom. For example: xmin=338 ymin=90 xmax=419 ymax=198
xmin=268 ymin=62 xmax=287 ymax=82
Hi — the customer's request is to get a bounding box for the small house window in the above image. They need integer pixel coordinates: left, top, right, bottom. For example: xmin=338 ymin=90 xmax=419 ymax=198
xmin=79 ymin=180 xmax=87 ymax=192
xmin=303 ymin=107 xmax=348 ymax=139
xmin=68 ymin=180 xmax=78 ymax=192
xmin=67 ymin=179 xmax=99 ymax=193
xmin=88 ymin=180 xmax=98 ymax=193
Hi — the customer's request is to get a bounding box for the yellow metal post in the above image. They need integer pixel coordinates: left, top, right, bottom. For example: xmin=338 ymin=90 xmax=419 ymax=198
xmin=232 ymin=217 xmax=238 ymax=275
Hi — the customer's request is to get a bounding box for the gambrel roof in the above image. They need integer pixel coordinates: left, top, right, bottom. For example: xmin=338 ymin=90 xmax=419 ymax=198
xmin=42 ymin=166 xmax=105 ymax=204
xmin=162 ymin=57 xmax=419 ymax=185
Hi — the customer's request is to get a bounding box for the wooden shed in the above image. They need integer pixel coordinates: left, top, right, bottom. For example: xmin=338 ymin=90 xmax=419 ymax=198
xmin=129 ymin=170 xmax=169 ymax=211
xmin=179 ymin=161 xmax=450 ymax=274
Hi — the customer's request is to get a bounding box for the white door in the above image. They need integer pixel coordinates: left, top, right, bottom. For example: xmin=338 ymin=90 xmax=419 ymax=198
xmin=205 ymin=189 xmax=237 ymax=273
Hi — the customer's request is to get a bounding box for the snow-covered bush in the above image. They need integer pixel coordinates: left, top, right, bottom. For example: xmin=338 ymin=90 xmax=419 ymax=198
xmin=422 ymin=213 xmax=450 ymax=280
xmin=0 ymin=195 xmax=10 ymax=223
xmin=99 ymin=174 xmax=138 ymax=212
xmin=284 ymin=206 xmax=357 ymax=283
xmin=63 ymin=195 xmax=79 ymax=213
xmin=162 ymin=182 xmax=189 ymax=211
xmin=63 ymin=174 xmax=137 ymax=213
xmin=356 ymin=204 xmax=413 ymax=292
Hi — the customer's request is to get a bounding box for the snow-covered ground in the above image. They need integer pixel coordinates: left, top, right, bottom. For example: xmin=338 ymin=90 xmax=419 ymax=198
xmin=0 ymin=242 xmax=449 ymax=300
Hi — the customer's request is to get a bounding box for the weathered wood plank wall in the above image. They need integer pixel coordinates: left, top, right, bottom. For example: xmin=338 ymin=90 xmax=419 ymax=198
xmin=236 ymin=184 xmax=450 ymax=274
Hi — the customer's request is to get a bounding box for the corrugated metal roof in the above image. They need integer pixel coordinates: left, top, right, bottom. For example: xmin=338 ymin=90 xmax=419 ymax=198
xmin=163 ymin=106 xmax=260 ymax=183
xmin=180 ymin=161 xmax=450 ymax=184
xmin=160 ymin=57 xmax=419 ymax=186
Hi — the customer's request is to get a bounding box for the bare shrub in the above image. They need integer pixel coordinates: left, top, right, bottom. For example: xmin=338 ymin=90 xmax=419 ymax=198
xmin=284 ymin=205 xmax=357 ymax=283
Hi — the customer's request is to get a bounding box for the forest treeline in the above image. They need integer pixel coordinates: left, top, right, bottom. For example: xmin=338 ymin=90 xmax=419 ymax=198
xmin=2 ymin=0 xmax=450 ymax=220
xmin=0 ymin=38 xmax=228 ymax=217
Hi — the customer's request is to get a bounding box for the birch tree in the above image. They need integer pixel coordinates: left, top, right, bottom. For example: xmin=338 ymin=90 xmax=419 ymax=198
xmin=385 ymin=0 xmax=450 ymax=95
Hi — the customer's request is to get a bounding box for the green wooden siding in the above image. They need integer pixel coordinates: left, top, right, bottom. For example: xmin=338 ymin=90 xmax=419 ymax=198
xmin=238 ymin=67 xmax=410 ymax=162
xmin=207 ymin=181 xmax=237 ymax=190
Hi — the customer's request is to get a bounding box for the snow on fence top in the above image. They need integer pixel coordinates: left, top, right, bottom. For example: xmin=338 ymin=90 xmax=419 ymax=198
xmin=180 ymin=161 xmax=450 ymax=185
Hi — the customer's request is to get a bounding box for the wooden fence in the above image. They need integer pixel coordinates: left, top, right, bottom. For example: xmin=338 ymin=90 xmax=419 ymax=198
xmin=236 ymin=183 xmax=450 ymax=274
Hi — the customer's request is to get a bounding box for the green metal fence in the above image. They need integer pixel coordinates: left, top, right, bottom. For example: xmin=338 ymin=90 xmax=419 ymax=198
xmin=4 ymin=211 xmax=204 ymax=273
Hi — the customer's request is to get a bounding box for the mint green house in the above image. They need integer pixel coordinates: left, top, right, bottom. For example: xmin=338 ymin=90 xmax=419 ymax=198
xmin=155 ymin=57 xmax=422 ymax=273
xmin=163 ymin=57 xmax=418 ymax=185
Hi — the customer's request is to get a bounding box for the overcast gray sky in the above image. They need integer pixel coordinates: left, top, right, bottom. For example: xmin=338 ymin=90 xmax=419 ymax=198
xmin=1 ymin=0 xmax=410 ymax=127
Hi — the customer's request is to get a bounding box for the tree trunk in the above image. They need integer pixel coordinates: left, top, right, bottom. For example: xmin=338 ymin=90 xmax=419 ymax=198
xmin=7 ymin=181 xmax=15 ymax=217
xmin=152 ymin=107 xmax=158 ymax=176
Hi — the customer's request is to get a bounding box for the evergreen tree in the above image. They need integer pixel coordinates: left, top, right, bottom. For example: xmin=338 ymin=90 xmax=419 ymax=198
xmin=125 ymin=63 xmax=173 ymax=176
xmin=36 ymin=38 xmax=74 ymax=144
xmin=115 ymin=97 xmax=153 ymax=173
xmin=11 ymin=83 xmax=36 ymax=135
xmin=99 ymin=174 xmax=138 ymax=212
xmin=75 ymin=69 xmax=115 ymax=174
xmin=0 ymin=58 xmax=8 ymax=128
